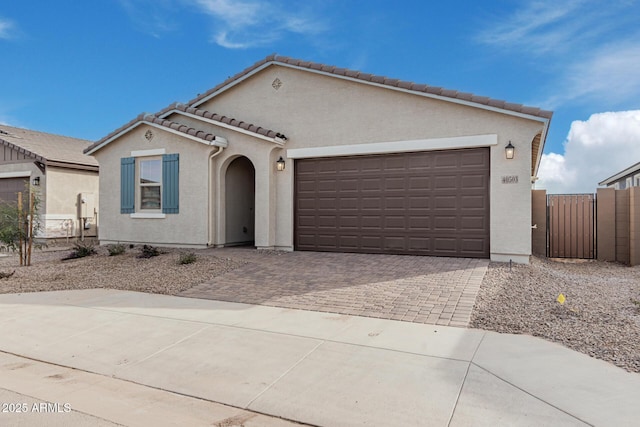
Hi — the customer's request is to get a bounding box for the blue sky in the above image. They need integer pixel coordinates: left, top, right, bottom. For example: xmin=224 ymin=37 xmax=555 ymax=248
xmin=1 ymin=1 xmax=639 ymax=192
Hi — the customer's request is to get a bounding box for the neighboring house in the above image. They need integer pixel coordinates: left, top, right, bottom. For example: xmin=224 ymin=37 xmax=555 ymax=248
xmin=85 ymin=55 xmax=552 ymax=263
xmin=0 ymin=125 xmax=99 ymax=240
xmin=598 ymin=161 xmax=640 ymax=189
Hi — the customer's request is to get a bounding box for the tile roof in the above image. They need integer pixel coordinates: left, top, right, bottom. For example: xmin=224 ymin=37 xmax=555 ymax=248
xmin=187 ymin=54 xmax=554 ymax=120
xmin=0 ymin=125 xmax=98 ymax=168
xmin=84 ymin=113 xmax=220 ymax=154
xmin=158 ymin=103 xmax=284 ymax=140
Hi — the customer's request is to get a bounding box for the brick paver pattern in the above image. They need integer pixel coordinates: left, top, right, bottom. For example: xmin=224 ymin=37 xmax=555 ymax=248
xmin=180 ymin=248 xmax=489 ymax=327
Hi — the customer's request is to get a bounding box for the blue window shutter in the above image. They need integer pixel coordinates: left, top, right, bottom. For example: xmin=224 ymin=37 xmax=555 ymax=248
xmin=120 ymin=157 xmax=135 ymax=214
xmin=162 ymin=153 xmax=179 ymax=214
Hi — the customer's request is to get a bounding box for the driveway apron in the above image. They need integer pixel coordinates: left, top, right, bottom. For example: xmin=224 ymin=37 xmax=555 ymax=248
xmin=180 ymin=248 xmax=489 ymax=327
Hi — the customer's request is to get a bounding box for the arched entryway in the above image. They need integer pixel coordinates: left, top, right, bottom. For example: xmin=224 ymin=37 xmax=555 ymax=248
xmin=225 ymin=156 xmax=255 ymax=246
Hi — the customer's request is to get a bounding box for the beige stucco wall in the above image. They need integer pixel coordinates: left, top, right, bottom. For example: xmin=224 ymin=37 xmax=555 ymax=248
xmin=43 ymin=167 xmax=99 ymax=238
xmin=95 ymin=64 xmax=546 ymax=261
xmin=199 ymin=65 xmax=545 ymax=261
xmin=93 ymin=124 xmax=214 ymax=247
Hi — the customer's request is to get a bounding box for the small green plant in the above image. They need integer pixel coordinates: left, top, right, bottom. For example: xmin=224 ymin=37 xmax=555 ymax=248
xmin=107 ymin=243 xmax=126 ymax=256
xmin=63 ymin=240 xmax=97 ymax=260
xmin=138 ymin=244 xmax=160 ymax=259
xmin=0 ymin=185 xmax=43 ymax=266
xmin=178 ymin=252 xmax=197 ymax=265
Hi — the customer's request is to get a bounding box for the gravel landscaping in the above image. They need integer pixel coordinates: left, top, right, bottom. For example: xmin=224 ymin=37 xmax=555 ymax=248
xmin=0 ymin=245 xmax=245 ymax=296
xmin=471 ymin=256 xmax=640 ymax=373
xmin=1 ymin=245 xmax=638 ymax=374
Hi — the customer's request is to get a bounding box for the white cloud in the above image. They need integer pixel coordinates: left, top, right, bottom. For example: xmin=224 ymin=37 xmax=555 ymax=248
xmin=476 ymin=1 xmax=588 ymax=55
xmin=186 ymin=0 xmax=327 ymax=49
xmin=543 ymin=42 xmax=640 ymax=109
xmin=118 ymin=0 xmax=178 ymax=38
xmin=477 ymin=0 xmax=640 ymax=109
xmin=0 ymin=17 xmax=15 ymax=39
xmin=119 ymin=0 xmax=327 ymax=48
xmin=537 ymin=110 xmax=640 ymax=193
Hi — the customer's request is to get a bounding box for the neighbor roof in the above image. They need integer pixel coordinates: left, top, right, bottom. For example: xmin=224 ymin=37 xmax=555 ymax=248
xmin=0 ymin=125 xmax=98 ymax=169
xmin=598 ymin=161 xmax=640 ymax=186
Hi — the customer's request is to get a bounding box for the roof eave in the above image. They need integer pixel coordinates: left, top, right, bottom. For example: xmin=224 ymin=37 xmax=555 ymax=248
xmin=598 ymin=161 xmax=640 ymax=186
xmin=0 ymin=139 xmax=44 ymax=162
xmin=161 ymin=108 xmax=286 ymax=145
xmin=85 ymin=117 xmax=227 ymax=156
xmin=190 ymin=58 xmax=553 ymax=124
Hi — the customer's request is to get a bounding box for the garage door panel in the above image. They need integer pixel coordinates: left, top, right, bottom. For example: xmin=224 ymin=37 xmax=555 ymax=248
xmin=295 ymin=148 xmax=489 ymax=257
xmin=385 ymin=157 xmax=407 ymax=171
xmin=384 ymin=216 xmax=406 ymax=229
xmin=434 ymin=153 xmax=459 ymax=168
xmin=384 ymin=197 xmax=405 ymax=209
xmin=338 ymin=159 xmax=360 ymax=173
xmin=461 ymin=195 xmax=486 ymax=209
xmin=361 ymin=158 xmax=384 ymax=172
xmin=460 ymin=216 xmax=486 ymax=231
xmin=339 ymin=215 xmax=359 ymax=228
xmin=461 ymin=151 xmax=487 ymax=166
xmin=384 ymin=236 xmax=406 ymax=250
xmin=434 ymin=216 xmax=457 ymax=231
xmin=408 ymin=176 xmax=431 ymax=190
xmin=360 ymin=235 xmax=382 ymax=250
xmin=384 ymin=177 xmax=405 ymax=190
xmin=339 ymin=235 xmax=359 ymax=249
xmin=362 ymin=178 xmax=382 ymax=191
xmin=408 ymin=237 xmax=429 ymax=250
xmin=409 ymin=196 xmax=429 ymax=209
xmin=461 ymin=174 xmax=487 ymax=189
xmin=435 ymin=175 xmax=458 ymax=190
xmin=434 ymin=195 xmax=457 ymax=209
xmin=361 ymin=215 xmax=382 ymax=228
xmin=409 ymin=216 xmax=431 ymax=230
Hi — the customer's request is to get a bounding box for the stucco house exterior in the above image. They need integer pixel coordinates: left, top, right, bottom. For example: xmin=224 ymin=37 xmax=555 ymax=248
xmin=598 ymin=161 xmax=640 ymax=189
xmin=0 ymin=125 xmax=99 ymax=240
xmin=85 ymin=55 xmax=552 ymax=263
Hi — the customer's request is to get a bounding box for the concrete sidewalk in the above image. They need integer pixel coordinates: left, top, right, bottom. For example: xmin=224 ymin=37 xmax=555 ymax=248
xmin=1 ymin=289 xmax=639 ymax=426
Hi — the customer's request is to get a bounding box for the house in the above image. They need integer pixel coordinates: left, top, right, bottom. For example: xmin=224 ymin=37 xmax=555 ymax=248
xmin=85 ymin=55 xmax=552 ymax=263
xmin=598 ymin=161 xmax=640 ymax=189
xmin=0 ymin=125 xmax=99 ymax=239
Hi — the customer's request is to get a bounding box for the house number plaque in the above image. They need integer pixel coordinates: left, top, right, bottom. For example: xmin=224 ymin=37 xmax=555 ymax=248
xmin=501 ymin=175 xmax=518 ymax=184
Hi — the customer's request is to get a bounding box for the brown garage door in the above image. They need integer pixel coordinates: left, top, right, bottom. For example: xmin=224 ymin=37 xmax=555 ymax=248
xmin=294 ymin=148 xmax=489 ymax=258
xmin=0 ymin=177 xmax=28 ymax=205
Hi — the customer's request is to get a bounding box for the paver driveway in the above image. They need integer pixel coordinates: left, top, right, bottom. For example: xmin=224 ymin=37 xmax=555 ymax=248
xmin=181 ymin=248 xmax=488 ymax=327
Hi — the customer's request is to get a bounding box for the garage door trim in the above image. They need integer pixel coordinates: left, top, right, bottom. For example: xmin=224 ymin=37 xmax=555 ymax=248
xmin=287 ymin=134 xmax=497 ymax=159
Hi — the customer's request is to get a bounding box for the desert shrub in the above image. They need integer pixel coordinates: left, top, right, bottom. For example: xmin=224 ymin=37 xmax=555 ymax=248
xmin=138 ymin=245 xmax=160 ymax=259
xmin=107 ymin=243 xmax=126 ymax=256
xmin=63 ymin=240 xmax=97 ymax=260
xmin=178 ymin=252 xmax=197 ymax=265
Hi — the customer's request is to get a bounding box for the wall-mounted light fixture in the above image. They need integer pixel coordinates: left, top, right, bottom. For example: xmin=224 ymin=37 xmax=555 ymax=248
xmin=276 ymin=156 xmax=286 ymax=171
xmin=505 ymin=141 xmax=515 ymax=160
xmin=32 ymin=176 xmax=40 ymax=186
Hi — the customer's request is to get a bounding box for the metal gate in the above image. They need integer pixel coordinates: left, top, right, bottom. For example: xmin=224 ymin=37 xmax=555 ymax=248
xmin=547 ymin=194 xmax=596 ymax=259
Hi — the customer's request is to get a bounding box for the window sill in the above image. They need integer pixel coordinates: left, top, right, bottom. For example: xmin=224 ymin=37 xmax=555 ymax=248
xmin=130 ymin=213 xmax=166 ymax=219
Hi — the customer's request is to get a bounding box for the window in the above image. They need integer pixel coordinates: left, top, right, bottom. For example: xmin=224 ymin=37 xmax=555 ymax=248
xmin=139 ymin=158 xmax=162 ymax=210
xmin=121 ymin=153 xmax=179 ymax=215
